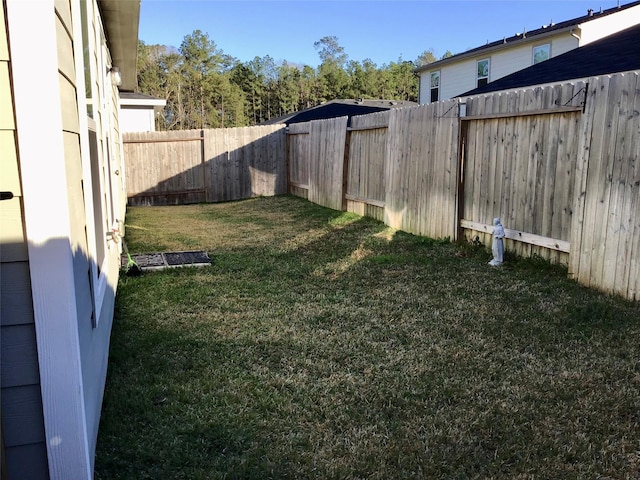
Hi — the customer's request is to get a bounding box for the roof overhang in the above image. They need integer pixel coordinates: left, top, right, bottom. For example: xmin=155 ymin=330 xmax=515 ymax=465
xmin=414 ymin=25 xmax=580 ymax=74
xmin=98 ymin=0 xmax=140 ymax=92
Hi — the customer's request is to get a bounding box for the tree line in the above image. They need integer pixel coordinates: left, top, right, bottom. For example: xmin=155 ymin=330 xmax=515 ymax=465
xmin=137 ymin=30 xmax=447 ymax=130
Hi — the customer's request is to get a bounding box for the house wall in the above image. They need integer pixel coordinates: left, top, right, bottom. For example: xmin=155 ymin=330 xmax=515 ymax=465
xmin=419 ymin=31 xmax=580 ymax=103
xmin=62 ymin=0 xmax=126 ymax=466
xmin=120 ymin=106 xmax=156 ymax=132
xmin=0 ymin=1 xmax=50 ymax=478
xmin=4 ymin=0 xmax=127 ymax=477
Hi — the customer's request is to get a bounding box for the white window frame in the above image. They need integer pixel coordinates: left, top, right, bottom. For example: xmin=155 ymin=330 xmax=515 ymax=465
xmin=533 ymin=43 xmax=551 ymax=64
xmin=477 ymin=58 xmax=490 ymax=87
xmin=430 ymin=71 xmax=440 ymax=103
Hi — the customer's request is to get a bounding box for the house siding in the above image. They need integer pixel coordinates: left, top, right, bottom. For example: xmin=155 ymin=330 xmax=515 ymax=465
xmin=0 ymin=0 xmax=49 ymax=477
xmin=120 ymin=106 xmax=157 ymax=132
xmin=441 ymin=60 xmax=477 ymax=102
xmin=73 ymin=0 xmax=126 ymax=462
xmin=3 ymin=0 xmax=128 ymax=476
xmin=420 ymin=31 xmax=583 ymax=103
xmin=418 ymin=2 xmax=640 ymax=104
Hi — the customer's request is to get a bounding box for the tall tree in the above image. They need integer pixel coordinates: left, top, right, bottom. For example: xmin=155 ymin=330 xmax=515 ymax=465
xmin=315 ymin=36 xmax=350 ymax=101
xmin=136 ymin=31 xmax=428 ymax=129
xmin=416 ymin=49 xmax=437 ymax=67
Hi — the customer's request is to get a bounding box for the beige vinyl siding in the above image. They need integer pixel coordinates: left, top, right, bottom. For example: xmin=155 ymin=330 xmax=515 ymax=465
xmin=441 ymin=60 xmax=477 ymax=101
xmin=550 ymin=34 xmax=579 ymax=57
xmin=0 ymin=1 xmax=49 ymax=478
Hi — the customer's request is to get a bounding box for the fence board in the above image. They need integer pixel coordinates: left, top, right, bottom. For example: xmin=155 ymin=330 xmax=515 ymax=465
xmin=124 ymin=125 xmax=286 ymax=206
xmin=382 ymin=100 xmax=459 ymax=239
xmin=307 ymin=116 xmax=348 ymax=210
xmin=346 ymin=110 xmax=389 ymax=213
xmin=287 ymin=122 xmax=311 ymax=197
xmin=461 ymin=82 xmax=587 ymax=264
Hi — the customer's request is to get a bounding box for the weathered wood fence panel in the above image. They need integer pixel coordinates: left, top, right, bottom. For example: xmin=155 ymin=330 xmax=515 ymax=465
xmin=124 ymin=129 xmax=205 ymax=205
xmin=569 ymin=72 xmax=640 ymax=299
xmin=307 ymin=116 xmax=348 ymax=211
xmin=124 ymin=125 xmax=286 ymax=206
xmin=283 ymin=72 xmax=639 ymax=300
xmin=461 ymin=82 xmax=586 ymax=264
xmin=345 ymin=111 xmax=389 ymax=222
xmin=287 ymin=122 xmax=310 ymax=199
xmin=385 ymin=100 xmax=460 ymax=239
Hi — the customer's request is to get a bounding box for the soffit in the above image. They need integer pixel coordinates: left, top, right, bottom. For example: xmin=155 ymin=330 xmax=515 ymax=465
xmin=98 ymin=0 xmax=140 ymax=91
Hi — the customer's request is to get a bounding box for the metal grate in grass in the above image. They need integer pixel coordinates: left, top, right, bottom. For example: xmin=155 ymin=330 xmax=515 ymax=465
xmin=121 ymin=250 xmax=212 ymax=271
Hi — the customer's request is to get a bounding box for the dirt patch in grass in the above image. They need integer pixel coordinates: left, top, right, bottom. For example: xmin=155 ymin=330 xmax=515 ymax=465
xmin=96 ymin=195 xmax=640 ymax=480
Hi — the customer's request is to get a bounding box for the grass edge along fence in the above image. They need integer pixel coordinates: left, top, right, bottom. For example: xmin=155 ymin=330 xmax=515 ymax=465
xmin=287 ymin=71 xmax=640 ymax=301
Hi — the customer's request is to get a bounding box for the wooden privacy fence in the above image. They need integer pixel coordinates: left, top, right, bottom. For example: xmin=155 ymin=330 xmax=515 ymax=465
xmin=287 ymin=71 xmax=640 ymax=301
xmin=123 ymin=125 xmax=287 ymax=206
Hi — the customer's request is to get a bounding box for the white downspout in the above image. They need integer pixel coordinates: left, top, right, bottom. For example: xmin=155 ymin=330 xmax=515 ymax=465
xmin=570 ymin=28 xmax=582 ymax=45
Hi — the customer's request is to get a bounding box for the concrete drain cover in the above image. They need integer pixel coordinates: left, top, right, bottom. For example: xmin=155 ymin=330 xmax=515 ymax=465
xmin=122 ymin=250 xmax=211 ymax=272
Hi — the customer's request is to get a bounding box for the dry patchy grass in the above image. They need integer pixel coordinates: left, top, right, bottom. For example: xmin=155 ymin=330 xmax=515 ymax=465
xmin=96 ymin=196 xmax=640 ymax=480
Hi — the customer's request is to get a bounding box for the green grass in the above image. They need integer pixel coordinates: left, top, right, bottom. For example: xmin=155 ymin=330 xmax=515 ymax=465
xmin=96 ymin=195 xmax=640 ymax=480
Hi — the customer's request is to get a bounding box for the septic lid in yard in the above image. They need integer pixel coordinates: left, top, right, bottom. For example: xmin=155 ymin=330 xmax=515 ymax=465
xmin=121 ymin=250 xmax=211 ymax=272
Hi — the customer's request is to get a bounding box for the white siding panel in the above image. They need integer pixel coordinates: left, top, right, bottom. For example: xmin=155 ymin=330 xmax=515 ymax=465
xmin=551 ymin=35 xmax=579 ymax=57
xmin=1 ymin=384 xmax=46 ymax=447
xmin=0 ymin=262 xmax=34 ymax=327
xmin=441 ymin=60 xmax=477 ymax=100
xmin=580 ymin=5 xmax=640 ymax=45
xmin=491 ymin=44 xmax=535 ymax=81
xmin=120 ymin=107 xmax=155 ymax=132
xmin=1 ymin=324 xmax=40 ymax=388
xmin=418 ymin=72 xmax=431 ymax=104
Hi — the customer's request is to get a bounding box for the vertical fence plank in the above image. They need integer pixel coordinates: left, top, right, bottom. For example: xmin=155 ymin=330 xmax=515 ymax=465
xmin=124 ymin=125 xmax=286 ymax=205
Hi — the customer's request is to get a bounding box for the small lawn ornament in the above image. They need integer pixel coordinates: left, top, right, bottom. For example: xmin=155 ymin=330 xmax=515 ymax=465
xmin=488 ymin=217 xmax=505 ymax=266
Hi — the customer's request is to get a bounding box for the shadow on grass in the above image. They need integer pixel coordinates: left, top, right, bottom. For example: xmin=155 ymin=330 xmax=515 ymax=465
xmin=98 ymin=197 xmax=640 ymax=479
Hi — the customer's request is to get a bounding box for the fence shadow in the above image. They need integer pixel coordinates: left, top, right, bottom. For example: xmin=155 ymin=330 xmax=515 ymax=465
xmin=124 ymin=126 xmax=287 ymax=206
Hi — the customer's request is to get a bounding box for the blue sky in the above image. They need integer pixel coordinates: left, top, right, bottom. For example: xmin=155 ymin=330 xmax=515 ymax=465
xmin=139 ymin=0 xmax=628 ymax=67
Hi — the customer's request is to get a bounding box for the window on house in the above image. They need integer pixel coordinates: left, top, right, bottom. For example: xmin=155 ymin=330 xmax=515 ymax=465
xmin=430 ymin=71 xmax=440 ymax=103
xmin=533 ymin=44 xmax=551 ymax=64
xmin=477 ymin=59 xmax=490 ymax=87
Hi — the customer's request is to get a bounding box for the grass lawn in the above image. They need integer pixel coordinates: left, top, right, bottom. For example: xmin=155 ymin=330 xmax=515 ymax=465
xmin=95 ymin=195 xmax=640 ymax=479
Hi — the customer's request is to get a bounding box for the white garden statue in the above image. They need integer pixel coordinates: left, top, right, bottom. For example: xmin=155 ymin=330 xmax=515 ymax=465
xmin=489 ymin=217 xmax=505 ymax=266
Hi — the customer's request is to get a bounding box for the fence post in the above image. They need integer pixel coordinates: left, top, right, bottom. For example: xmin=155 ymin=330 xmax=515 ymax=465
xmin=286 ymin=129 xmax=291 ymax=194
xmin=341 ymin=127 xmax=351 ymax=211
xmin=200 ymin=129 xmax=208 ymax=203
xmin=456 ymin=119 xmax=468 ymax=241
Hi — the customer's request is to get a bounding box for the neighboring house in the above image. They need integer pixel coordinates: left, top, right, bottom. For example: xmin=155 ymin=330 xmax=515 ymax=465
xmin=416 ymin=0 xmax=640 ymax=104
xmin=461 ymin=23 xmax=640 ymax=97
xmin=262 ymin=99 xmax=417 ymax=127
xmin=120 ymin=92 xmax=167 ymax=132
xmin=1 ymin=0 xmax=138 ymax=478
